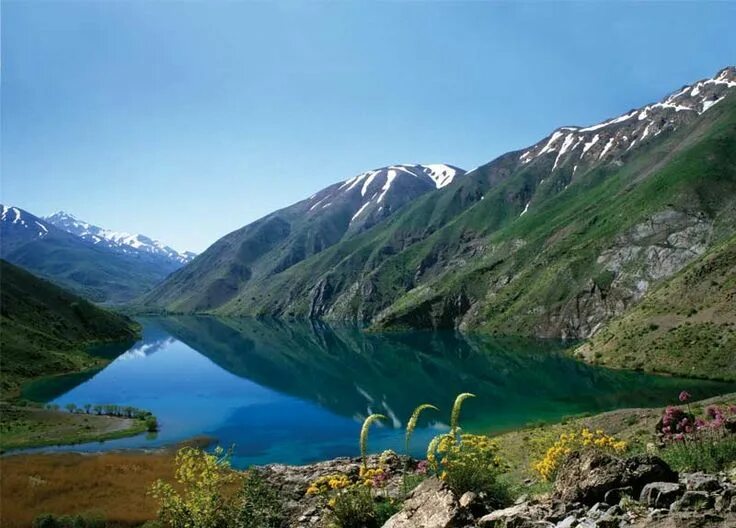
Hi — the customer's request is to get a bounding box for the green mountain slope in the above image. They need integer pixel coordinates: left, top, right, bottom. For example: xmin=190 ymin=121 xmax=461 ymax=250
xmin=574 ymin=236 xmax=736 ymax=380
xmin=141 ymin=68 xmax=736 ymax=346
xmin=0 ymin=260 xmax=139 ymax=395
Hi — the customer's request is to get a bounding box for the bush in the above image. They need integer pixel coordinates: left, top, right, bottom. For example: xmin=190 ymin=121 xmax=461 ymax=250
xmin=658 ymin=400 xmax=736 ymax=472
xmin=150 ymin=446 xmax=237 ymax=528
xmin=429 ymin=433 xmax=510 ymax=503
xmin=532 ymin=428 xmax=627 ymax=481
xmin=32 ymin=512 xmax=106 ymax=528
xmin=232 ymin=471 xmax=283 ymax=528
xmin=145 ymin=415 xmax=159 ymax=432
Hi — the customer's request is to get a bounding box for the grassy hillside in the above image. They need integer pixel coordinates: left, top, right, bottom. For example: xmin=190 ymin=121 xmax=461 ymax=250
xmin=575 ymin=235 xmax=736 ymax=380
xmin=0 ymin=260 xmax=140 ymax=396
xmin=194 ymin=93 xmax=736 ymax=346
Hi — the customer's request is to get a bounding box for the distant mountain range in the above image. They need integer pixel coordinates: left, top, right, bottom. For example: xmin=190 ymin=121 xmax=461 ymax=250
xmin=140 ymin=66 xmax=736 ymax=365
xmin=44 ymin=211 xmax=195 ymax=267
xmin=0 ymin=205 xmax=194 ymax=304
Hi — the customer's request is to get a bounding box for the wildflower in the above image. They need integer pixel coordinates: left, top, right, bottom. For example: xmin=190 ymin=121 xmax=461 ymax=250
xmin=679 ymin=391 xmax=691 ymax=402
xmin=415 ymin=460 xmax=429 ymax=475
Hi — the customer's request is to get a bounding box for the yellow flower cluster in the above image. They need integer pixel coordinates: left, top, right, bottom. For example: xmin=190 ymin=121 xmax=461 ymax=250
xmin=305 ymin=473 xmax=351 ymax=495
xmin=359 ymin=466 xmax=385 ymax=488
xmin=430 ymin=434 xmax=505 ymax=478
xmin=533 ymin=428 xmax=627 ymax=481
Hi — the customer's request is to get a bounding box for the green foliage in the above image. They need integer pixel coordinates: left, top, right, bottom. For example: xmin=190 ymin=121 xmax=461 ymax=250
xmin=433 ymin=434 xmax=511 ymax=503
xmin=405 ymin=403 xmax=438 ymax=454
xmin=450 ymin=393 xmax=475 ymax=433
xmin=0 ymin=260 xmax=139 ymax=396
xmin=150 ymin=446 xmax=237 ymax=528
xmin=232 ymin=471 xmax=283 ymax=528
xmin=326 ymin=486 xmax=381 ymax=528
xmin=146 ymin=415 xmax=159 ymax=433
xmin=661 ymin=435 xmax=736 ymax=473
xmin=32 ymin=512 xmax=106 ymax=528
xmin=360 ymin=414 xmax=387 ymax=468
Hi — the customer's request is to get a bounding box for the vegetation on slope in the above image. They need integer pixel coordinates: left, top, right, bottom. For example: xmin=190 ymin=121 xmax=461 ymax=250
xmin=575 ymin=235 xmax=736 ymax=380
xmin=0 ymin=259 xmax=139 ymax=396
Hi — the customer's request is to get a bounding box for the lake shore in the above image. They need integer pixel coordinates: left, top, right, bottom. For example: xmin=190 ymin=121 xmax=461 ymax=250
xmin=3 ymin=393 xmax=735 ymax=527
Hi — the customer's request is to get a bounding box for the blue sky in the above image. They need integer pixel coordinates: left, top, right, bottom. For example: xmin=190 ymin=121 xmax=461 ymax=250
xmin=2 ymin=1 xmax=735 ymax=253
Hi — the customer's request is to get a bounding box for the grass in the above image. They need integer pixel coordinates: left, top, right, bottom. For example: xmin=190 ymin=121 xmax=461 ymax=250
xmin=0 ymin=260 xmax=140 ymax=397
xmin=0 ymin=403 xmax=150 ymax=451
xmin=492 ymin=392 xmax=736 ymax=484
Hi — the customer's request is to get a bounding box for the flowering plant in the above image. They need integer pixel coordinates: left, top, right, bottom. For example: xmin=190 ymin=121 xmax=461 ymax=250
xmin=532 ymin=428 xmax=627 ymax=481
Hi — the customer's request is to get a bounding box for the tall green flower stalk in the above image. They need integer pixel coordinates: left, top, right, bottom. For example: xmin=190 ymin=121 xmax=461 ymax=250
xmin=450 ymin=393 xmax=475 ymax=434
xmin=360 ymin=414 xmax=387 ymax=469
xmin=405 ymin=404 xmax=438 ymax=456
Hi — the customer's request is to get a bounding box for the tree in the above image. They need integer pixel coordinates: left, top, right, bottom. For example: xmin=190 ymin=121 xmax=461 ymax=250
xmin=65 ymin=403 xmax=77 ymax=414
xmin=84 ymin=404 xmax=92 ymax=414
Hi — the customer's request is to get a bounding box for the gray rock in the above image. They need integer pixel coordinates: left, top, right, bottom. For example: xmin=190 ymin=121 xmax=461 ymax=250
xmin=555 ymin=515 xmax=578 ymax=528
xmin=640 ymin=482 xmax=684 ymax=508
xmin=382 ymin=478 xmax=461 ymax=528
xmin=682 ymin=472 xmax=722 ymax=492
xmin=603 ymin=486 xmax=633 ymax=505
xmin=554 ymin=451 xmax=676 ymax=506
xmin=459 ymin=491 xmax=477 ymax=509
xmin=670 ymin=490 xmax=715 ymax=512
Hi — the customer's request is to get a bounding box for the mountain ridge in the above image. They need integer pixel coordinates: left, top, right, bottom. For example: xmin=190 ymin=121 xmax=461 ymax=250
xmin=138 ymin=66 xmax=736 ymax=356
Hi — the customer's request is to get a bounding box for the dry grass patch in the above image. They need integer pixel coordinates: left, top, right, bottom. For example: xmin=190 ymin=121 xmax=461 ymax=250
xmin=0 ymin=452 xmax=174 ymax=527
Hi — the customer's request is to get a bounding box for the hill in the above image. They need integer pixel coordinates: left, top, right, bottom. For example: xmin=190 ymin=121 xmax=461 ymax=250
xmin=0 ymin=260 xmax=139 ymax=395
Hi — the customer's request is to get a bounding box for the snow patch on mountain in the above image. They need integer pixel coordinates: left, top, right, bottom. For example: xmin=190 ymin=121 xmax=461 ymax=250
xmin=44 ymin=211 xmax=195 ymax=265
xmin=517 ymin=66 xmax=736 ymax=171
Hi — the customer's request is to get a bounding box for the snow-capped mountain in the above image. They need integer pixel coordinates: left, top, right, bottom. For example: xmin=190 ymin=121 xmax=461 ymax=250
xmin=305 ymin=163 xmax=465 ymax=233
xmin=517 ymin=67 xmax=736 ymax=174
xmin=0 ymin=205 xmax=54 ymax=254
xmin=141 ymin=162 xmax=463 ymax=312
xmin=44 ymin=211 xmax=196 ymax=267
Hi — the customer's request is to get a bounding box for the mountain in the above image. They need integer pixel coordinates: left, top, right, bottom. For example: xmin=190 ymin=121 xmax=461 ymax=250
xmin=44 ymin=211 xmax=195 ymax=270
xmin=574 ymin=234 xmax=736 ymax=380
xmin=1 ymin=205 xmax=175 ymax=304
xmin=141 ymin=67 xmax=736 ymax=347
xmin=0 ymin=259 xmax=139 ymax=395
xmin=140 ymin=163 xmax=464 ymax=311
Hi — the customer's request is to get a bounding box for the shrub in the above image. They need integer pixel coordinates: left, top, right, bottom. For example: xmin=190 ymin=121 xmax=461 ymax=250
xmin=145 ymin=415 xmax=159 ymax=432
xmin=232 ymin=471 xmax=283 ymax=528
xmin=532 ymin=428 xmax=627 ymax=481
xmin=658 ymin=399 xmax=736 ymax=472
xmin=430 ymin=433 xmax=509 ymax=501
xmin=150 ymin=446 xmax=237 ymax=528
xmin=32 ymin=512 xmax=106 ymax=528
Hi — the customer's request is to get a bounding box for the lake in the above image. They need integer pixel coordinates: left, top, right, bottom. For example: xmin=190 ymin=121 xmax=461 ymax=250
xmin=21 ymin=317 xmax=736 ymax=467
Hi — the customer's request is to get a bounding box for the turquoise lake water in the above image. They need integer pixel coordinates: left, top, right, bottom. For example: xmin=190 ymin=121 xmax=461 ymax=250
xmin=21 ymin=317 xmax=736 ymax=467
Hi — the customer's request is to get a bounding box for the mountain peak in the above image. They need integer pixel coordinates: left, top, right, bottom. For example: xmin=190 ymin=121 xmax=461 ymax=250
xmin=516 ymin=65 xmax=736 ymax=173
xmin=43 ymin=211 xmax=196 ymax=266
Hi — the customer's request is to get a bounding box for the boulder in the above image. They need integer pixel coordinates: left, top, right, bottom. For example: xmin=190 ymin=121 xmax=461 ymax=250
xmin=382 ymin=478 xmax=462 ymax=528
xmin=670 ymin=490 xmax=715 ymax=512
xmin=640 ymin=482 xmax=684 ymax=508
xmin=554 ymin=450 xmax=676 ymax=505
xmin=682 ymin=472 xmax=722 ymax=493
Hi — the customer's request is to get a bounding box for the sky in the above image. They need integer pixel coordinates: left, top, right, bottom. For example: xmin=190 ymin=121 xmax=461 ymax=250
xmin=2 ymin=1 xmax=736 ymax=254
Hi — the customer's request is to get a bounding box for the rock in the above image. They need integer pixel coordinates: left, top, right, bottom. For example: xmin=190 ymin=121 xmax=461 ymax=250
xmin=382 ymin=478 xmax=462 ymax=528
xmin=603 ymin=486 xmax=633 ymax=505
xmin=640 ymin=482 xmax=684 ymax=508
xmin=554 ymin=451 xmax=676 ymax=506
xmin=459 ymin=491 xmax=477 ymax=509
xmin=670 ymin=490 xmax=715 ymax=512
xmin=555 ymin=515 xmax=577 ymax=528
xmin=682 ymin=472 xmax=722 ymax=492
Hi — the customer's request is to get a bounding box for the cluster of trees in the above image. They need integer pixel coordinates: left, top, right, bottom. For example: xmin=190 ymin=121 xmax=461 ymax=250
xmin=45 ymin=402 xmax=159 ymax=432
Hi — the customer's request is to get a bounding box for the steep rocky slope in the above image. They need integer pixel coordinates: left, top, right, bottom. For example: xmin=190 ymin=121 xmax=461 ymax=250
xmin=140 ymin=164 xmax=464 ymax=312
xmin=141 ymin=67 xmax=736 ymax=343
